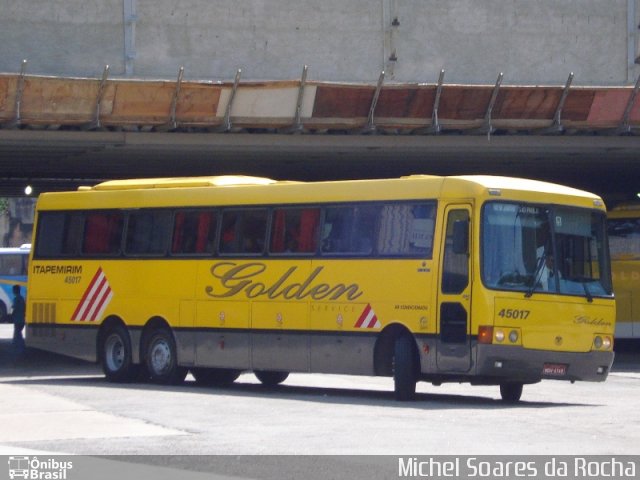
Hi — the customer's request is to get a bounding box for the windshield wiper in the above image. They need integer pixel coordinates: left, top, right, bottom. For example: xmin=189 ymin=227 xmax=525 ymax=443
xmin=525 ymin=253 xmax=546 ymax=298
xmin=581 ymin=281 xmax=593 ymax=303
xmin=566 ymin=276 xmax=595 ymax=302
xmin=572 ymin=277 xmax=594 ymax=303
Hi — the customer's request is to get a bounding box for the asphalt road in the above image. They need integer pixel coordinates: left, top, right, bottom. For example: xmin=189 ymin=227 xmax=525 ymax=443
xmin=1 ymin=324 xmax=639 ymax=479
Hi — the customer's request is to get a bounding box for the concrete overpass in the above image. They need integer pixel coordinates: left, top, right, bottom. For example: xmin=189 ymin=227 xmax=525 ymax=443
xmin=0 ymin=129 xmax=638 ymax=206
xmin=1 ymin=0 xmax=639 ymax=205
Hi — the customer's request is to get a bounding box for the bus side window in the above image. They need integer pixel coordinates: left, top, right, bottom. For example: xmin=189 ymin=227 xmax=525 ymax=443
xmin=322 ymin=206 xmax=379 ymax=255
xmin=125 ymin=210 xmax=171 ymax=256
xmin=270 ymin=208 xmax=320 ymax=254
xmin=83 ymin=212 xmax=124 ymax=255
xmin=377 ymin=202 xmax=435 ymax=257
xmin=0 ymin=255 xmax=9 ymax=275
xmin=21 ymin=253 xmax=28 ymax=275
xmin=442 ymin=209 xmax=470 ymax=294
xmin=6 ymin=255 xmax=20 ymax=275
xmin=220 ymin=209 xmax=268 ymax=255
xmin=35 ymin=211 xmax=84 ymax=257
xmin=172 ymin=210 xmax=217 ymax=255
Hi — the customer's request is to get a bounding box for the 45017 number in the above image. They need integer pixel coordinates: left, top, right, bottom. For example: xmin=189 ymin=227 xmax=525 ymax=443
xmin=497 ymin=308 xmax=530 ymax=320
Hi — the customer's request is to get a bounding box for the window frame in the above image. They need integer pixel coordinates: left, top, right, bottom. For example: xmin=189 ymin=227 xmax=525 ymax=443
xmin=33 ymin=199 xmax=437 ymax=261
xmin=123 ymin=209 xmax=173 ymax=257
xmin=218 ymin=207 xmax=270 ymax=257
xmin=170 ymin=209 xmax=218 ymax=257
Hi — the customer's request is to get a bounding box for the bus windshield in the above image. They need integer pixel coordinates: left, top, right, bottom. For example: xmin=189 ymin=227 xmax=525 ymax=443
xmin=482 ymin=202 xmax=612 ymax=298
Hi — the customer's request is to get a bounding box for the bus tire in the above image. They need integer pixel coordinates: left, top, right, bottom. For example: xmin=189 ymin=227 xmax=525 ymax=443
xmin=101 ymin=325 xmax=138 ymax=383
xmin=255 ymin=370 xmax=289 ymax=386
xmin=145 ymin=328 xmax=187 ymax=385
xmin=191 ymin=368 xmax=241 ymax=386
xmin=393 ymin=335 xmax=417 ymax=401
xmin=500 ymin=382 xmax=523 ymax=403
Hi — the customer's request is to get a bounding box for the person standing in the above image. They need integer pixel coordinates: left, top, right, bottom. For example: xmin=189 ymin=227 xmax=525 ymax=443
xmin=11 ymin=284 xmax=26 ymax=354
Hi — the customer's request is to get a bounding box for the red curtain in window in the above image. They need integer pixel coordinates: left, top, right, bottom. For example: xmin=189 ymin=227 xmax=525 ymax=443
xmin=172 ymin=212 xmax=185 ymax=253
xmin=83 ymin=215 xmax=101 ymax=253
xmin=271 ymin=210 xmax=286 ymax=252
xmin=84 ymin=213 xmax=121 ymax=254
xmin=299 ymin=209 xmax=320 ymax=252
xmin=195 ymin=212 xmax=212 ymax=253
xmin=84 ymin=214 xmax=109 ymax=253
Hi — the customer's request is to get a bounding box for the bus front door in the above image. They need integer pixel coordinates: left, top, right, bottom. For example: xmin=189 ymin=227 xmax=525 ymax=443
xmin=436 ymin=205 xmax=472 ymax=373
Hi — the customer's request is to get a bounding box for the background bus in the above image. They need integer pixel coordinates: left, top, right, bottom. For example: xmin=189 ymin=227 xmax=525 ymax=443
xmin=0 ymin=244 xmax=30 ymax=323
xmin=608 ymin=204 xmax=640 ymax=340
xmin=26 ymin=175 xmax=615 ymax=402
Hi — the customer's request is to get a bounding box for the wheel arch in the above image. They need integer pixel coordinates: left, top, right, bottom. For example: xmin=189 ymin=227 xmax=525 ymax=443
xmin=96 ymin=315 xmax=128 ymax=363
xmin=139 ymin=315 xmax=174 ymax=364
xmin=97 ymin=315 xmax=140 ymax=382
xmin=140 ymin=315 xmax=187 ymax=384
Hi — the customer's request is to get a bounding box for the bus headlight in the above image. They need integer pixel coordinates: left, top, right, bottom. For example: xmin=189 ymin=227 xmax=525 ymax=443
xmin=593 ymin=335 xmax=613 ymax=351
xmin=491 ymin=328 xmax=520 ymax=344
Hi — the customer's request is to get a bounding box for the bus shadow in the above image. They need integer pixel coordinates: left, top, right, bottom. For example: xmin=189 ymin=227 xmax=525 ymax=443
xmin=0 ymin=341 xmax=101 ymax=377
xmin=212 ymin=381 xmax=593 ymax=410
xmin=5 ymin=372 xmax=596 ymax=411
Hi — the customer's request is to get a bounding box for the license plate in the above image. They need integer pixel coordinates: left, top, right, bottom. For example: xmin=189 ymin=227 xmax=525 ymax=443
xmin=543 ymin=363 xmax=568 ymax=376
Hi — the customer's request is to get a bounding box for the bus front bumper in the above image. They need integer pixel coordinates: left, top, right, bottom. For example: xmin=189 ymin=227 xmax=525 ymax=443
xmin=475 ymin=344 xmax=615 ymax=383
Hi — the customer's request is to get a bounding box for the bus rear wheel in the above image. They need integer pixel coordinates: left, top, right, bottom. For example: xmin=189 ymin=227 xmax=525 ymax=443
xmin=145 ymin=328 xmax=187 ymax=385
xmin=500 ymin=382 xmax=523 ymax=403
xmin=393 ymin=335 xmax=418 ymax=401
xmin=191 ymin=367 xmax=241 ymax=386
xmin=255 ymin=370 xmax=289 ymax=386
xmin=101 ymin=325 xmax=138 ymax=382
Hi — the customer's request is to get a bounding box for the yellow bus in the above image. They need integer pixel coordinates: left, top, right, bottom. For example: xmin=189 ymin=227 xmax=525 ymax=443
xmin=608 ymin=203 xmax=640 ymax=339
xmin=26 ymin=175 xmax=615 ymax=402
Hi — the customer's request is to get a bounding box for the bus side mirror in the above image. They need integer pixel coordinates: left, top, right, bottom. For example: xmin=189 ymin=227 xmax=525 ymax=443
xmin=452 ymin=220 xmax=469 ymax=255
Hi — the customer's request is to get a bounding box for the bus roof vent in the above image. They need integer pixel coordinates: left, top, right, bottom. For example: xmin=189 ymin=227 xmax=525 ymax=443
xmin=87 ymin=175 xmax=278 ymax=191
xmin=400 ymin=174 xmax=442 ymax=180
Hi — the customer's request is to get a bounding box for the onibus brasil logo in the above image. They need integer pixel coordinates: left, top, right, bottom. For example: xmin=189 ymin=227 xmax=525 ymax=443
xmin=8 ymin=457 xmax=73 ymax=480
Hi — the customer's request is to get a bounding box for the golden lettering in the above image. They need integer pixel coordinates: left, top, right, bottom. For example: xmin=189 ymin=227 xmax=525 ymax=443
xmin=205 ymin=262 xmax=364 ymax=301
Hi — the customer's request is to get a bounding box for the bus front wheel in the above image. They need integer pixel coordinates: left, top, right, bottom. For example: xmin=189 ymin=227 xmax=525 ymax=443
xmin=101 ymin=325 xmax=137 ymax=382
xmin=255 ymin=370 xmax=289 ymax=386
xmin=499 ymin=382 xmax=523 ymax=403
xmin=393 ymin=335 xmax=418 ymax=401
xmin=145 ymin=328 xmax=187 ymax=385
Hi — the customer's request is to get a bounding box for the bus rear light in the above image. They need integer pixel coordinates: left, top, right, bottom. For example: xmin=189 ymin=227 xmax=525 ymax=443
xmin=478 ymin=326 xmax=494 ymax=344
xmin=508 ymin=330 xmax=519 ymax=343
xmin=495 ymin=330 xmax=505 ymax=342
